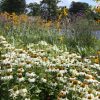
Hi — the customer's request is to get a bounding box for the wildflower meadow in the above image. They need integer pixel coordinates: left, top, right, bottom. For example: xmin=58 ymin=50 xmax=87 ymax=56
xmin=0 ymin=0 xmax=100 ymax=100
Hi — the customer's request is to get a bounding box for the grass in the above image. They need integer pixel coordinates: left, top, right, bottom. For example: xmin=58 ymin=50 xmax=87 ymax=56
xmin=0 ymin=13 xmax=100 ymax=56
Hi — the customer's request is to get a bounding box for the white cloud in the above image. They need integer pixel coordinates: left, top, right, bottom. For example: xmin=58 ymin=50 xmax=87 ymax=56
xmin=68 ymin=0 xmax=79 ymax=2
xmin=58 ymin=0 xmax=79 ymax=6
xmin=26 ymin=0 xmax=79 ymax=7
xmin=26 ymin=0 xmax=41 ymax=4
xmin=34 ymin=0 xmax=42 ymax=3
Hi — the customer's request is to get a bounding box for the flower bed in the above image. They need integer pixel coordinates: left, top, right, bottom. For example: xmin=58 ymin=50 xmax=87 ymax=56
xmin=0 ymin=36 xmax=100 ymax=100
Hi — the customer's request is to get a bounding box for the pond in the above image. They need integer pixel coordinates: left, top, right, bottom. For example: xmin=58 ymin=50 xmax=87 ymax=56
xmin=93 ymin=30 xmax=100 ymax=39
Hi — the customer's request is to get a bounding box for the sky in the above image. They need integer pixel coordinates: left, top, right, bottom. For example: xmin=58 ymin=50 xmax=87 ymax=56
xmin=26 ymin=0 xmax=98 ymax=7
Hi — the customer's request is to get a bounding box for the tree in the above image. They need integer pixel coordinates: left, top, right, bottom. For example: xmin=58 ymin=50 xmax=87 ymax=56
xmin=27 ymin=2 xmax=40 ymax=16
xmin=69 ymin=2 xmax=91 ymax=15
xmin=69 ymin=1 xmax=95 ymax=21
xmin=0 ymin=0 xmax=26 ymax=14
xmin=40 ymin=0 xmax=60 ymax=20
xmin=0 ymin=0 xmax=2 ymax=12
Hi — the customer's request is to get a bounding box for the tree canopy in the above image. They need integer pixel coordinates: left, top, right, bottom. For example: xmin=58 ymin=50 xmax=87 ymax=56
xmin=0 ymin=0 xmax=26 ymax=14
xmin=27 ymin=2 xmax=40 ymax=16
xmin=40 ymin=0 xmax=60 ymax=20
xmin=69 ymin=1 xmax=91 ymax=15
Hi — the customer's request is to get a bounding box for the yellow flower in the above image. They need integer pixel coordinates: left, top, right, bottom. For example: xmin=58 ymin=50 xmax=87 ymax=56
xmin=59 ymin=36 xmax=64 ymax=43
xmin=97 ymin=50 xmax=100 ymax=55
xmin=58 ymin=14 xmax=62 ymax=20
xmin=94 ymin=57 xmax=99 ymax=64
xmin=95 ymin=5 xmax=100 ymax=13
xmin=63 ymin=7 xmax=68 ymax=16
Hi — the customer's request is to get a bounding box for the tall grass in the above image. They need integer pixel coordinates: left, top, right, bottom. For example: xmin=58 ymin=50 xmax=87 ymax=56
xmin=0 ymin=12 xmax=100 ymax=56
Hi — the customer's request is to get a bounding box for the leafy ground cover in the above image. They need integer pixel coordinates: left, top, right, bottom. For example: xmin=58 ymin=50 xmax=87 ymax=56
xmin=0 ymin=35 xmax=100 ymax=100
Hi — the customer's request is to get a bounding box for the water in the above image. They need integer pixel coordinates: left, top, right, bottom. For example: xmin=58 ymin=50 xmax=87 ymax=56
xmin=93 ymin=30 xmax=100 ymax=39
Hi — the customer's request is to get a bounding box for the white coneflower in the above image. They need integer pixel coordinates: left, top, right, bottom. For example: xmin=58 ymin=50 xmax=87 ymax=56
xmin=50 ymin=82 xmax=57 ymax=87
xmin=45 ymin=69 xmax=50 ymax=72
xmin=69 ymin=77 xmax=76 ymax=81
xmin=80 ymin=83 xmax=89 ymax=90
xmin=1 ymin=76 xmax=6 ymax=80
xmin=71 ymin=53 xmax=78 ymax=58
xmin=0 ymin=70 xmax=1 ymax=76
xmin=0 ymin=36 xmax=6 ymax=41
xmin=9 ymin=86 xmax=19 ymax=99
xmin=26 ymin=64 xmax=32 ymax=68
xmin=81 ymin=97 xmax=88 ymax=100
xmin=34 ymin=62 xmax=39 ymax=65
xmin=63 ymin=52 xmax=69 ymax=55
xmin=59 ymin=70 xmax=67 ymax=74
xmin=94 ymin=64 xmax=100 ymax=67
xmin=78 ymin=72 xmax=86 ymax=76
xmin=76 ymin=55 xmax=81 ymax=59
xmin=6 ymin=75 xmax=13 ymax=80
xmin=17 ymin=68 xmax=24 ymax=73
xmin=28 ymin=78 xmax=35 ymax=83
xmin=57 ymin=73 xmax=63 ymax=77
xmin=1 ymin=40 xmax=8 ymax=44
xmin=70 ymin=69 xmax=78 ymax=76
xmin=19 ymin=88 xmax=27 ymax=97
xmin=58 ymin=90 xmax=67 ymax=98
xmin=1 ymin=75 xmax=13 ymax=80
xmin=41 ymin=78 xmax=47 ymax=83
xmin=20 ymin=88 xmax=27 ymax=93
xmin=85 ymin=94 xmax=94 ymax=99
xmin=50 ymin=68 xmax=58 ymax=72
xmin=85 ymin=74 xmax=93 ymax=79
xmin=9 ymin=91 xmax=19 ymax=99
xmin=84 ymin=58 xmax=91 ymax=64
xmin=25 ymin=98 xmax=31 ymax=100
xmin=39 ymin=41 xmax=48 ymax=46
xmin=17 ymin=77 xmax=25 ymax=82
xmin=26 ymin=72 xmax=36 ymax=77
xmin=6 ymin=68 xmax=13 ymax=72
xmin=52 ymin=45 xmax=59 ymax=52
xmin=41 ymin=61 xmax=47 ymax=66
xmin=18 ymin=62 xmax=26 ymax=66
xmin=95 ymin=96 xmax=100 ymax=100
xmin=2 ymin=59 xmax=11 ymax=65
xmin=85 ymin=79 xmax=98 ymax=83
xmin=95 ymin=91 xmax=100 ymax=96
xmin=19 ymin=53 xmax=27 ymax=57
xmin=4 ymin=43 xmax=12 ymax=48
xmin=57 ymin=77 xmax=66 ymax=83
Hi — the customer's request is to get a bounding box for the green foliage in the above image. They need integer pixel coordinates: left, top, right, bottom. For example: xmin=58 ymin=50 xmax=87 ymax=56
xmin=69 ymin=1 xmax=94 ymax=20
xmin=66 ymin=18 xmax=97 ymax=55
xmin=27 ymin=3 xmax=40 ymax=16
xmin=93 ymin=10 xmax=100 ymax=21
xmin=69 ymin=2 xmax=90 ymax=14
xmin=76 ymin=46 xmax=95 ymax=58
xmin=40 ymin=0 xmax=60 ymax=20
xmin=0 ymin=0 xmax=26 ymax=14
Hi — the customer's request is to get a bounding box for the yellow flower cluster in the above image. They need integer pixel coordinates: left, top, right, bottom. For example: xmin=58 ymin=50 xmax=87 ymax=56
xmin=91 ymin=50 xmax=100 ymax=64
xmin=96 ymin=19 xmax=100 ymax=23
xmin=44 ymin=7 xmax=68 ymax=31
xmin=95 ymin=5 xmax=100 ymax=13
xmin=0 ymin=12 xmax=28 ymax=26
